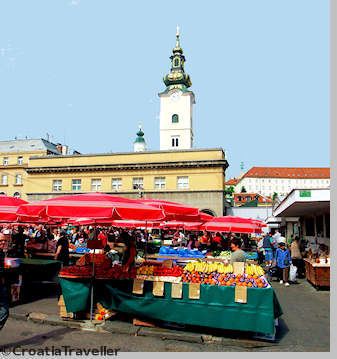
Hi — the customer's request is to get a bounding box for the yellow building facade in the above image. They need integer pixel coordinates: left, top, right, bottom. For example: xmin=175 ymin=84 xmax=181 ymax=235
xmin=0 ymin=139 xmax=62 ymax=200
xmin=24 ymin=148 xmax=228 ymax=216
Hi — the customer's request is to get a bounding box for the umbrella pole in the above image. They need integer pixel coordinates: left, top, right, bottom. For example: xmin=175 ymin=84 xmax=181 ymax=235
xmin=144 ymin=221 xmax=147 ymax=261
xmin=90 ymin=223 xmax=97 ymax=323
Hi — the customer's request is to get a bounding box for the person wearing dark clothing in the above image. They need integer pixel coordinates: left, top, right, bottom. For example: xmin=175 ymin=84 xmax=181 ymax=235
xmin=11 ymin=226 xmax=26 ymax=258
xmin=55 ymin=231 xmax=69 ymax=266
xmin=120 ymin=232 xmax=136 ymax=272
xmin=0 ymin=251 xmax=9 ymax=331
xmin=275 ymin=242 xmax=292 ymax=286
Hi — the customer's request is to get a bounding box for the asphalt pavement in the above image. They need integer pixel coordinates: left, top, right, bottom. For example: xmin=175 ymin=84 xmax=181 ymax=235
xmin=0 ymin=278 xmax=330 ymax=352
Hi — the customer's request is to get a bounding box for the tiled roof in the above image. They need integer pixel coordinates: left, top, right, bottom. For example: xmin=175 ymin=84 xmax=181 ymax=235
xmin=243 ymin=167 xmax=330 ymax=179
xmin=225 ymin=178 xmax=239 ymax=186
xmin=0 ymin=139 xmax=60 ymax=154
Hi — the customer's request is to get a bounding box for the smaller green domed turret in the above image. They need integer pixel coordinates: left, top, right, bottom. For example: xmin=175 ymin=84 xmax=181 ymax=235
xmin=134 ymin=124 xmax=147 ymax=152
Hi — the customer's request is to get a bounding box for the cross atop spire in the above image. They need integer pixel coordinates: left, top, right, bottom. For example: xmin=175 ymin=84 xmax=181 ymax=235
xmin=175 ymin=25 xmax=180 ymax=48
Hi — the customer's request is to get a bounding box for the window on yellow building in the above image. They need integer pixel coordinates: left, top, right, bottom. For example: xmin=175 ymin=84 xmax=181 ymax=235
xmin=3 ymin=157 xmax=9 ymax=166
xmin=177 ymin=176 xmax=189 ymax=189
xmin=72 ymin=179 xmax=82 ymax=191
xmin=133 ymin=177 xmax=143 ymax=190
xmin=17 ymin=156 xmax=23 ymax=165
xmin=52 ymin=180 xmax=62 ymax=192
xmin=154 ymin=177 xmax=166 ymax=190
xmin=91 ymin=179 xmax=101 ymax=192
xmin=1 ymin=175 xmax=8 ymax=185
xmin=13 ymin=192 xmax=21 ymax=198
xmin=112 ymin=178 xmax=122 ymax=191
xmin=15 ymin=174 xmax=22 ymax=185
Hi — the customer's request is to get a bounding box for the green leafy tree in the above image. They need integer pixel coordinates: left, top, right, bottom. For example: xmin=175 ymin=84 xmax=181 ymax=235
xmin=224 ymin=186 xmax=235 ymax=196
xmin=272 ymin=192 xmax=278 ymax=201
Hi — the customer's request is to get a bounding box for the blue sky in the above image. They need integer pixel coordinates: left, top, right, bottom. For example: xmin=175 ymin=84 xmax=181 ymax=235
xmin=0 ymin=0 xmax=329 ymax=178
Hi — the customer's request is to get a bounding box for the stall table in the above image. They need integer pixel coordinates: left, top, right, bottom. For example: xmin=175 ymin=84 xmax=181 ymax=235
xmin=59 ymin=277 xmax=282 ymax=336
xmin=304 ymin=259 xmax=330 ymax=288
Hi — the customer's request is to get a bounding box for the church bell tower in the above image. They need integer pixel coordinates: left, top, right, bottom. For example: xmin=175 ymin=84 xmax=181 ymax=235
xmin=159 ymin=26 xmax=195 ymax=151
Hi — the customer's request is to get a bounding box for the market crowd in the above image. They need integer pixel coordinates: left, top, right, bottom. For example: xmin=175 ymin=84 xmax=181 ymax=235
xmin=1 ymin=224 xmax=329 ymax=287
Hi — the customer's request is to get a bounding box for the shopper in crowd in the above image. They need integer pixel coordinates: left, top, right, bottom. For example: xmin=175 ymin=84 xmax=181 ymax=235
xmin=229 ymin=237 xmax=246 ymax=264
xmin=262 ymin=233 xmax=275 ymax=267
xmin=256 ymin=236 xmax=264 ymax=264
xmin=187 ymin=234 xmax=198 ymax=250
xmin=210 ymin=232 xmax=223 ymax=251
xmin=120 ymin=231 xmax=137 ymax=272
xmin=199 ymin=231 xmax=211 ymax=250
xmin=290 ymin=236 xmax=304 ymax=278
xmin=98 ymin=229 xmax=108 ymax=248
xmin=55 ymin=230 xmax=70 ymax=266
xmin=0 ymin=272 xmax=9 ymax=331
xmin=275 ymin=242 xmax=292 ymax=286
xmin=11 ymin=226 xmax=26 ymax=258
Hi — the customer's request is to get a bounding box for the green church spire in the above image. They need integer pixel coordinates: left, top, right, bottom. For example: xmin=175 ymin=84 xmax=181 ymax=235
xmin=162 ymin=26 xmax=192 ymax=91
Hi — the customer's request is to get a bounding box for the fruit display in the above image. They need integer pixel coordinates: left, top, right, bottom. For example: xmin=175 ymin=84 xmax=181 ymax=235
xmin=181 ymin=261 xmax=268 ymax=287
xmin=181 ymin=272 xmax=269 ymax=288
xmin=59 ymin=262 xmax=136 ymax=280
xmin=218 ymin=251 xmax=231 ymax=259
xmin=184 ymin=261 xmax=234 ymax=274
xmin=137 ymin=264 xmax=183 ymax=277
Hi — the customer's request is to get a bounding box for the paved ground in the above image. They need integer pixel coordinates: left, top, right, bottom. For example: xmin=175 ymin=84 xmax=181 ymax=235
xmin=0 ymin=278 xmax=330 ymax=352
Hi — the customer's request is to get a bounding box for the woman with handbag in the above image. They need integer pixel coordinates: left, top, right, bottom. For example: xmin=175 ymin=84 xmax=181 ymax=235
xmin=275 ymin=242 xmax=292 ymax=287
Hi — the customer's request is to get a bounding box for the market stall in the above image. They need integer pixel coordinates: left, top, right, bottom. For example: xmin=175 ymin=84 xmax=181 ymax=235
xmin=304 ymin=258 xmax=330 ymax=288
xmin=58 ymin=254 xmax=282 ymax=336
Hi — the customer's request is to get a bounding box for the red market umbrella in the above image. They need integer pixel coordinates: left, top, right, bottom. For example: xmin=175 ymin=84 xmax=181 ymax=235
xmin=0 ymin=195 xmax=28 ymax=222
xmin=139 ymin=198 xmax=200 ymax=221
xmin=111 ymin=220 xmax=161 ymax=229
xmin=159 ymin=221 xmax=203 ymax=231
xmin=16 ymin=193 xmax=165 ymax=222
xmin=201 ymin=216 xmax=265 ymax=234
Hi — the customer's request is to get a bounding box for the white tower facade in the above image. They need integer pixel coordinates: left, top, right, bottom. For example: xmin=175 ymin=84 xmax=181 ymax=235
xmin=159 ymin=27 xmax=195 ymax=151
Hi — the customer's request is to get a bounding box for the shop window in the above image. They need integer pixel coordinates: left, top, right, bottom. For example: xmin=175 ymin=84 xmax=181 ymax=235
xmin=72 ymin=179 xmax=82 ymax=191
xmin=316 ymin=215 xmax=324 ymax=237
xmin=154 ymin=177 xmax=166 ymax=190
xmin=133 ymin=177 xmax=143 ymax=190
xmin=305 ymin=217 xmax=315 ymax=236
xmin=177 ymin=176 xmax=189 ymax=189
xmin=171 ymin=136 xmax=179 ymax=148
xmin=325 ymin=214 xmax=330 ymax=237
xmin=15 ymin=174 xmax=22 ymax=185
xmin=172 ymin=114 xmax=179 ymax=123
xmin=1 ymin=175 xmax=8 ymax=185
xmin=52 ymin=180 xmax=62 ymax=192
xmin=91 ymin=179 xmax=101 ymax=192
xmin=112 ymin=178 xmax=122 ymax=191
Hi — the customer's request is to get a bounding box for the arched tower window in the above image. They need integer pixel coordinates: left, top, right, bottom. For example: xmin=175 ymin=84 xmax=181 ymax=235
xmin=174 ymin=57 xmax=180 ymax=67
xmin=172 ymin=114 xmax=179 ymax=123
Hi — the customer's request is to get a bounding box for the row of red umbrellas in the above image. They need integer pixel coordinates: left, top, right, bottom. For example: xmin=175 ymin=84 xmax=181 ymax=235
xmin=0 ymin=194 xmax=266 ymax=233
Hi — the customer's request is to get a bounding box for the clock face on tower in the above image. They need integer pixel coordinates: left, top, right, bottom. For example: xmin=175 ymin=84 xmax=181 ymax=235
xmin=170 ymin=90 xmax=182 ymax=102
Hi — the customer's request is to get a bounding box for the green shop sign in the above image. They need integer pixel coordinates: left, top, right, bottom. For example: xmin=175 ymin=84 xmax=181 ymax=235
xmin=300 ymin=190 xmax=311 ymax=198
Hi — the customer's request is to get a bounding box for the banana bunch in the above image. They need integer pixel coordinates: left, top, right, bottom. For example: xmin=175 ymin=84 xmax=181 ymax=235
xmin=245 ymin=264 xmax=265 ymax=276
xmin=184 ymin=261 xmax=234 ymax=274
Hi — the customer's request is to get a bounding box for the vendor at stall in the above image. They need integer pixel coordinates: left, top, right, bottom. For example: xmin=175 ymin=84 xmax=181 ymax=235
xmin=120 ymin=232 xmax=137 ymax=272
xmin=55 ymin=230 xmax=70 ymax=266
xmin=229 ymin=237 xmax=246 ymax=264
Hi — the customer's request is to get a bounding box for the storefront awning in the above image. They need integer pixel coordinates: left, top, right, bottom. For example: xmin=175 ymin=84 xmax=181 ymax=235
xmin=273 ymin=189 xmax=330 ymax=218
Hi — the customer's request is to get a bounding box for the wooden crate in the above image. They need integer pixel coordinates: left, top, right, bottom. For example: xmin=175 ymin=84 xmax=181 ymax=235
xmin=304 ymin=260 xmax=330 ymax=288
